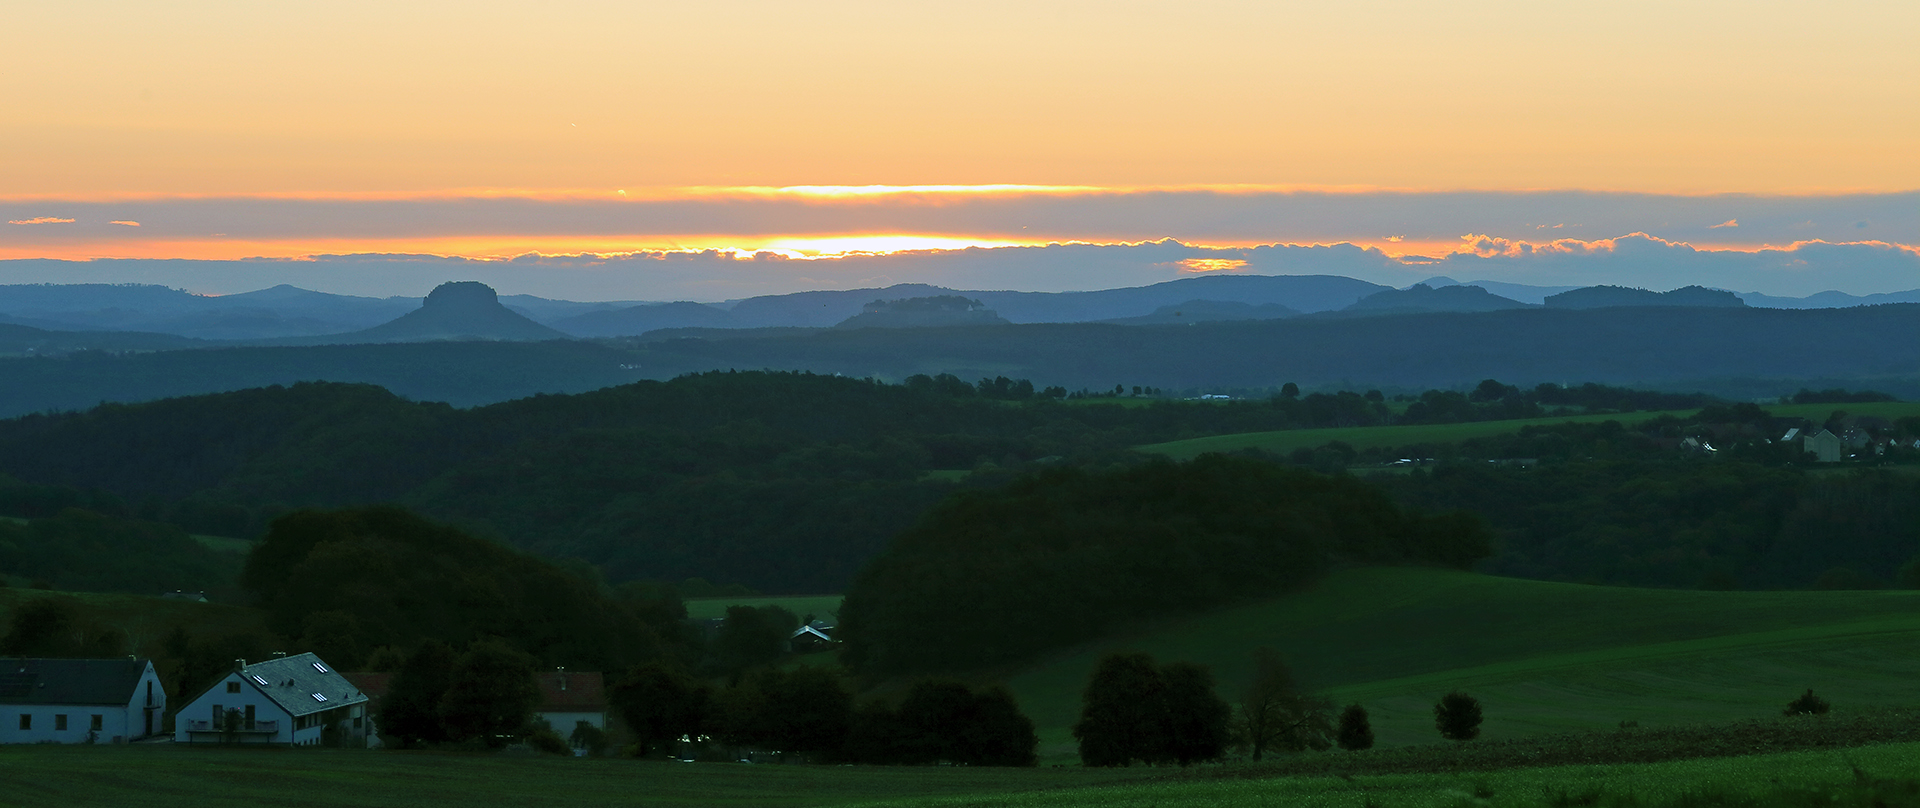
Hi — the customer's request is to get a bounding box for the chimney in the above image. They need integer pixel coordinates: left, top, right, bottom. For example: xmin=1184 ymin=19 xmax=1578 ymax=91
xmin=556 ymin=667 xmax=568 ymax=690
xmin=271 ymin=651 xmax=287 ymax=658
xmin=233 ymin=659 xmax=247 ymax=673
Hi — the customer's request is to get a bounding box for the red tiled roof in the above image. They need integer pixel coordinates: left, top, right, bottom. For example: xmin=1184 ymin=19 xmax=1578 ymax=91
xmin=537 ymin=671 xmax=606 ymax=713
xmin=344 ymin=671 xmax=393 ymax=703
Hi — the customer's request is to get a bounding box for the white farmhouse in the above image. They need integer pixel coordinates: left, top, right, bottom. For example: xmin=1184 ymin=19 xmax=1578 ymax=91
xmin=536 ymin=668 xmax=607 ymax=741
xmin=175 ymin=652 xmax=370 ymax=746
xmin=0 ymin=657 xmax=167 ymax=744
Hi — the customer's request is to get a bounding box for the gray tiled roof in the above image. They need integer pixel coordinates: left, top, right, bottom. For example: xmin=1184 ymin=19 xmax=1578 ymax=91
xmin=0 ymin=658 xmax=150 ymax=706
xmin=238 ymin=653 xmax=368 ymax=718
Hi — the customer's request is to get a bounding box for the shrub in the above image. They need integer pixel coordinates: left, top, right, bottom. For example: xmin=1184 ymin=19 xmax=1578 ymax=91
xmin=527 ymin=726 xmax=572 ymax=756
xmin=1434 ymin=691 xmax=1483 ymax=741
xmin=1337 ymin=704 xmax=1375 ymax=751
xmin=1785 ymin=689 xmax=1831 ymax=716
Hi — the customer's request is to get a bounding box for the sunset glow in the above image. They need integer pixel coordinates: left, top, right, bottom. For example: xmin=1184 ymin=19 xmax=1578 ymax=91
xmin=0 ymin=2 xmax=1914 ymax=300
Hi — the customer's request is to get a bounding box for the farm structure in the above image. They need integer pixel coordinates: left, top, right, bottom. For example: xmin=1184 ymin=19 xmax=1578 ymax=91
xmin=1803 ymin=429 xmax=1844 ymax=462
xmin=537 ymin=669 xmax=607 ymax=742
xmin=175 ymin=652 xmax=370 ymax=746
xmin=0 ymin=657 xmax=166 ymax=744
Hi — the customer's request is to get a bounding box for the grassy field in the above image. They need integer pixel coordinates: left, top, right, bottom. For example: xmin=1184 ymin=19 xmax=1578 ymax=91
xmin=1138 ymin=401 xmax=1920 ymax=460
xmin=2 ymin=735 xmax=1918 ymax=807
xmin=684 ymin=594 xmax=845 ymax=622
xmin=0 ymin=744 xmax=1144 ymax=808
xmin=995 ymin=568 xmax=1920 ymax=760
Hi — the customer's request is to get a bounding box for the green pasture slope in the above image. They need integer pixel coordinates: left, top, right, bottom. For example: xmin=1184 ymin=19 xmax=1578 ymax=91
xmin=1139 ymin=401 xmax=1920 ymax=460
xmin=999 ymin=567 xmax=1920 ymax=758
xmin=0 ymin=588 xmax=269 ymax=655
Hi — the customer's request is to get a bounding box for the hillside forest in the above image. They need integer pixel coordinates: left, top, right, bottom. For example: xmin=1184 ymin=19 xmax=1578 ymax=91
xmin=1 ymin=372 xmax=1917 ymax=598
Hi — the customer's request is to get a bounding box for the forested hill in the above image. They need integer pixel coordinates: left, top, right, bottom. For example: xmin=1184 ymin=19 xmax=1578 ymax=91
xmin=0 ymin=372 xmax=1355 ymax=592
xmin=0 ymin=371 xmax=1730 ymax=593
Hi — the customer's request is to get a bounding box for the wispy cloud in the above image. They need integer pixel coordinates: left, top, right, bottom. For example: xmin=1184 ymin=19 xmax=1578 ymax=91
xmin=7 ymin=217 xmax=76 ymax=225
xmin=1712 ymin=219 xmax=1739 ymax=228
xmin=109 ymin=220 xmax=141 ymax=227
xmin=3 ymin=236 xmax=1913 ymax=302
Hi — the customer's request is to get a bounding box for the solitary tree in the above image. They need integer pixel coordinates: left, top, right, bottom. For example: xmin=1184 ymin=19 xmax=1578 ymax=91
xmin=378 ymin=639 xmax=456 ymax=748
xmin=1073 ymin=653 xmax=1169 ymax=767
xmin=1237 ymin=648 xmax=1332 ymax=761
xmin=437 ymin=640 xmax=541 ymax=748
xmin=1160 ymin=662 xmax=1233 ymax=766
xmin=1075 ymin=653 xmax=1230 ymax=767
xmin=610 ymin=661 xmax=711 ymax=757
xmin=1784 ymin=689 xmax=1831 ymax=716
xmin=711 ymin=605 xmax=798 ymax=677
xmin=1336 ymin=703 xmax=1374 ymax=751
xmin=1434 ymin=691 xmax=1483 ymax=741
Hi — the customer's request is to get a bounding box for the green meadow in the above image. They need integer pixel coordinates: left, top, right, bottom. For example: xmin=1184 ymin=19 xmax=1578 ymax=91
xmin=3 ymin=734 xmax=1918 ymax=808
xmin=994 ymin=568 xmax=1920 ymax=759
xmin=1138 ymin=401 xmax=1920 ymax=460
xmin=0 ymin=588 xmax=267 ymax=655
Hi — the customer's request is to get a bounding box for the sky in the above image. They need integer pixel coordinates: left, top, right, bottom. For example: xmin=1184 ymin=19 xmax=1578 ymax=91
xmin=3 ymin=1 xmax=1916 ymax=299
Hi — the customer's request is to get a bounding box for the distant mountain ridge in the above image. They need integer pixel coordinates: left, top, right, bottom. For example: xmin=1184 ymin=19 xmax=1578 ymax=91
xmin=2 ymin=275 xmax=1917 ymax=342
xmin=5 ymin=302 xmax=1920 ymax=418
xmin=1336 ymin=283 xmax=1532 ymax=315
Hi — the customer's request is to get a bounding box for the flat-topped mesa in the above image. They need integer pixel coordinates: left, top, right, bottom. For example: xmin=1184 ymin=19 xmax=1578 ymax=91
xmin=421 ymin=281 xmax=500 ymax=309
xmin=332 ymin=281 xmax=569 ymax=343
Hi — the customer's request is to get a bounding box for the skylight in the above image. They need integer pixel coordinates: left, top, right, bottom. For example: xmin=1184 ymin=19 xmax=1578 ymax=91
xmin=312 ymin=693 xmax=328 ymax=702
xmin=312 ymin=662 xmax=329 ymax=673
xmin=251 ymin=675 xmax=269 ymax=686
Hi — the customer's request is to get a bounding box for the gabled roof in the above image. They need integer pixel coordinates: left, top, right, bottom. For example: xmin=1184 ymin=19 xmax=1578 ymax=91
xmin=0 ymin=658 xmax=151 ymax=706
xmin=236 ymin=653 xmax=368 ymax=718
xmin=536 ymin=671 xmax=605 ymax=713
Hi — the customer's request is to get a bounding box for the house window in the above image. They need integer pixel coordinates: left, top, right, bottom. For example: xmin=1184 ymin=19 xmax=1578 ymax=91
xmin=227 ymin=681 xmax=241 ymax=693
xmin=54 ymin=715 xmax=66 ymax=731
xmin=91 ymin=715 xmax=103 ymax=731
xmin=17 ymin=715 xmax=27 ymax=730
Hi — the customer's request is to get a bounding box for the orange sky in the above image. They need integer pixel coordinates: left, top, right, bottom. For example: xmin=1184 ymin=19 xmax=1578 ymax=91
xmin=5 ymin=1 xmax=1918 ymax=200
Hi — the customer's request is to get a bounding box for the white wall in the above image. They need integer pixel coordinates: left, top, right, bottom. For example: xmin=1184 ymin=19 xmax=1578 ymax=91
xmin=175 ymin=673 xmax=294 ymax=745
xmin=0 ymin=662 xmax=166 ymax=744
xmin=540 ymin=710 xmax=607 ymax=740
xmin=2 ymin=705 xmax=127 ymax=744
